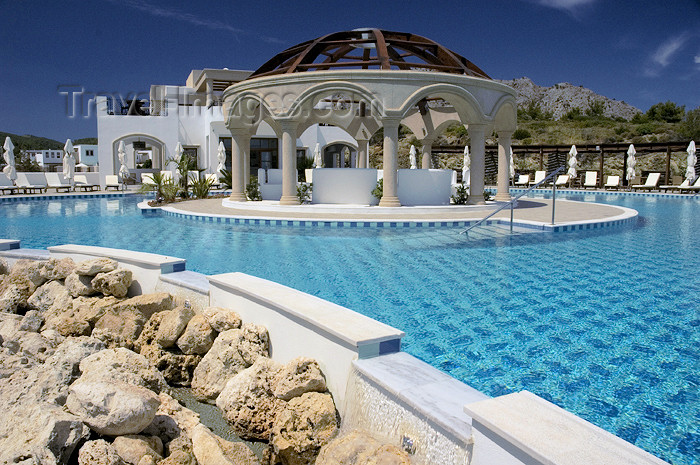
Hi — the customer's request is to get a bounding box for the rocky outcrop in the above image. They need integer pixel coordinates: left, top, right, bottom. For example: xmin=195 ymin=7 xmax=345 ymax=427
xmin=78 ymin=439 xmax=127 ymax=465
xmin=41 ymin=257 xmax=76 ymax=281
xmin=192 ymin=324 xmax=269 ymax=402
xmin=92 ymin=307 xmax=147 ymax=349
xmin=111 ymin=434 xmax=164 ymax=464
xmin=92 ymin=269 xmax=133 ymax=298
xmin=154 ymin=306 xmax=194 ymax=348
xmin=74 ymin=257 xmax=118 ymax=276
xmin=191 ymin=424 xmax=261 ymax=465
xmin=273 ymin=357 xmax=327 ymax=401
xmin=66 ymin=271 xmax=99 ymax=297
xmin=77 ymin=348 xmax=167 ymax=393
xmin=114 ymin=292 xmax=173 ymax=319
xmin=202 ymin=306 xmax=242 ymax=332
xmin=177 ymin=314 xmax=216 ymax=355
xmin=498 ymin=77 xmax=641 ymax=120
xmin=315 ymin=430 xmax=412 ymax=465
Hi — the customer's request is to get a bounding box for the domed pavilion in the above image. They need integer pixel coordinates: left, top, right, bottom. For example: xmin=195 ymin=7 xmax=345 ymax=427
xmin=222 ymin=28 xmax=516 ymax=205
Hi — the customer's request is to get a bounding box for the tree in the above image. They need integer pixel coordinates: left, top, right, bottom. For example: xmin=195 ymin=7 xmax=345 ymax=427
xmin=586 ymin=99 xmax=606 ymax=119
xmin=646 ymin=101 xmax=685 ymax=123
xmin=680 ymin=107 xmax=700 ymax=140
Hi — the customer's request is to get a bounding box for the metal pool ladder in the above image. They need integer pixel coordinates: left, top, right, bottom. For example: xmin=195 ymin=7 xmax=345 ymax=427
xmin=461 ymin=166 xmax=565 ymax=235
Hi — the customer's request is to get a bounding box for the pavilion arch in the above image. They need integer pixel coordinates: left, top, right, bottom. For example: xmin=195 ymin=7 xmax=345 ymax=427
xmin=491 ymin=96 xmax=518 ymax=133
xmin=288 ymin=81 xmax=384 ymax=123
xmin=111 ymin=134 xmax=166 ymax=174
xmin=397 ymin=83 xmax=485 ymax=124
xmin=224 ymin=92 xmax=277 ymax=130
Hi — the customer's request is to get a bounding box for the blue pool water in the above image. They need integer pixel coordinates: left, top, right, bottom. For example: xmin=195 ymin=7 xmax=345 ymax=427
xmin=1 ymin=193 xmax=698 ymax=464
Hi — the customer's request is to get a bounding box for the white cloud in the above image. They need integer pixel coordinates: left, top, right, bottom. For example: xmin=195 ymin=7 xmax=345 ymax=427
xmin=106 ymin=0 xmax=283 ymax=43
xmin=537 ymin=0 xmax=597 ymax=10
xmin=695 ymin=55 xmax=700 ymax=64
xmin=650 ymin=34 xmax=690 ymax=67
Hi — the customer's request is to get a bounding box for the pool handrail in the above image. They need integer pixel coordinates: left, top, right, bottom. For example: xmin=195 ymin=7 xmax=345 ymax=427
xmin=461 ymin=166 xmax=565 ymax=235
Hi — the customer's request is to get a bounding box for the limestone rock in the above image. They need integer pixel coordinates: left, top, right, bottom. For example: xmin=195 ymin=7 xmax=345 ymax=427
xmin=133 ymin=311 xmax=166 ymax=352
xmin=66 ymin=379 xmax=161 ymax=436
xmin=154 ymin=306 xmax=194 ymax=349
xmin=192 ymin=324 xmax=269 ymax=403
xmin=114 ymin=292 xmax=173 ymax=319
xmin=70 ymin=295 xmax=122 ymax=325
xmin=140 ymin=344 xmax=201 ymax=386
xmin=28 ymin=280 xmax=71 ymax=313
xmin=112 ymin=435 xmax=163 ymax=465
xmin=19 ymin=309 xmax=43 ymax=332
xmin=315 ymin=430 xmax=412 ymax=465
xmin=160 ymin=434 xmax=197 ymax=465
xmin=273 ymin=357 xmax=327 ymax=401
xmin=191 ymin=424 xmax=261 ymax=465
xmin=142 ymin=392 xmax=201 ymax=442
xmin=92 ymin=307 xmax=146 ymax=349
xmin=0 ymin=284 xmax=25 ymax=313
xmin=55 ymin=317 xmax=92 ymax=337
xmin=177 ymin=314 xmax=215 ymax=355
xmin=79 ymin=440 xmax=127 ymax=465
xmin=78 ymin=347 xmax=167 ymax=393
xmin=0 ymin=403 xmax=90 ymax=465
xmin=92 ymin=269 xmax=133 ymax=298
xmin=10 ymin=259 xmax=47 ymax=290
xmin=40 ymin=257 xmax=76 ymax=281
xmin=66 ymin=271 xmax=98 ymax=297
xmin=270 ymin=392 xmax=339 ymax=465
xmin=216 ymin=357 xmax=284 ymax=440
xmin=202 ymin=307 xmax=242 ymax=333
xmin=75 ymin=257 xmax=118 ymax=276
xmin=137 ymin=455 xmax=157 ymax=465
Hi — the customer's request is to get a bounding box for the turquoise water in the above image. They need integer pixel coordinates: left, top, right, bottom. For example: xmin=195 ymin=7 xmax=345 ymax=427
xmin=1 ymin=193 xmax=698 ymax=464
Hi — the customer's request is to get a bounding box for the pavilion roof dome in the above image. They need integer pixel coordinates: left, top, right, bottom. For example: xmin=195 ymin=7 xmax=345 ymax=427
xmin=248 ymin=28 xmax=491 ymax=80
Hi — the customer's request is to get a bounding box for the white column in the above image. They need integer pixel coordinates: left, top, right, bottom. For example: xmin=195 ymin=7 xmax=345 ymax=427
xmin=495 ymin=131 xmax=512 ymax=202
xmin=205 ymin=80 xmax=214 ymax=108
xmin=467 ymin=125 xmax=486 ymax=205
xmin=356 ymin=139 xmax=369 ymax=168
xmin=379 ymin=118 xmax=401 ymax=207
xmin=421 ymin=142 xmax=432 ymax=169
xmin=228 ymin=130 xmax=248 ymax=201
xmin=279 ymin=120 xmax=299 ymax=205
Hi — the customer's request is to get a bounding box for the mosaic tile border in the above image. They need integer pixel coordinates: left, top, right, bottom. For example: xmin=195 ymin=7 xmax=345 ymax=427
xmin=0 ymin=192 xmax=129 ymax=202
xmin=510 ymin=187 xmax=700 ymax=198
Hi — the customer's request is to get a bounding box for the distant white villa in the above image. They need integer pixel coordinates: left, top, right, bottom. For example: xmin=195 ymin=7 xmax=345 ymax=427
xmin=26 ymin=144 xmax=98 ymax=171
xmin=97 ymin=29 xmax=516 ymax=205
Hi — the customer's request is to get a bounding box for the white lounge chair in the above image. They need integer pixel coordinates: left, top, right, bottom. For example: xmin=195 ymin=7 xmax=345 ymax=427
xmin=105 ymin=175 xmax=122 ymax=190
xmin=583 ymin=171 xmax=598 ymax=189
xmin=514 ymin=174 xmax=529 ymax=187
xmin=16 ymin=172 xmax=47 ymax=194
xmin=205 ymin=173 xmax=222 ymax=190
xmin=631 ymin=172 xmax=661 ymax=191
xmin=159 ymin=171 xmax=174 ymax=182
xmin=659 ymin=176 xmax=686 ymax=192
xmin=529 ymin=171 xmax=546 ymax=187
xmin=187 ymin=170 xmax=200 ymax=184
xmin=141 ymin=173 xmax=156 ymax=185
xmin=45 ymin=172 xmax=72 ymax=192
xmin=679 ymin=176 xmax=700 ymax=193
xmin=553 ymin=174 xmax=569 ymax=187
xmin=604 ymin=175 xmax=620 ymax=190
xmin=74 ymin=175 xmax=99 ymax=191
xmin=0 ymin=174 xmax=18 ymax=195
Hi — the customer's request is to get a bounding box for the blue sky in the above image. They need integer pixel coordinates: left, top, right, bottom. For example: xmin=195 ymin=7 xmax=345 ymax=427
xmin=1 ymin=0 xmax=699 ymax=141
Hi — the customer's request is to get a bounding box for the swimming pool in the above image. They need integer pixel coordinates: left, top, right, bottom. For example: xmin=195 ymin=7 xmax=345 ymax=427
xmin=1 ymin=193 xmax=698 ymax=464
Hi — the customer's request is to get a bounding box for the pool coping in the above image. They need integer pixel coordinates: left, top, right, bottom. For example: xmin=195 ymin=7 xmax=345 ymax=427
xmin=144 ymin=199 xmax=639 ymax=232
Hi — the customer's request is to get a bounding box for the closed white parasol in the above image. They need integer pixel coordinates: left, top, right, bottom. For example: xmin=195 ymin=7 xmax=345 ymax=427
xmin=626 ymin=144 xmax=636 ymax=181
xmin=216 ymin=141 xmax=226 ymax=176
xmin=171 ymin=142 xmax=183 ymax=184
xmin=2 ymin=136 xmax=17 ymax=181
xmin=63 ymin=139 xmax=76 ymax=188
xmin=118 ymin=140 xmax=129 ymax=187
xmin=313 ymin=143 xmax=322 ymax=168
xmin=567 ymin=145 xmax=578 ymax=179
xmin=685 ymin=141 xmax=696 ymax=183
xmin=409 ymin=145 xmax=417 ymax=169
xmin=509 ymin=147 xmax=515 ymax=180
xmin=462 ymin=145 xmax=470 ymax=185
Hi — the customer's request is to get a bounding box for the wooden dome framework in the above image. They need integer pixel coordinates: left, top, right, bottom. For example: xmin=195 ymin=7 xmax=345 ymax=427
xmin=249 ymin=28 xmax=491 ymax=79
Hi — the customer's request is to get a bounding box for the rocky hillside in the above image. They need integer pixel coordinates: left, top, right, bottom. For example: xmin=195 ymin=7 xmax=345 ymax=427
xmin=497 ymin=77 xmax=641 ymax=121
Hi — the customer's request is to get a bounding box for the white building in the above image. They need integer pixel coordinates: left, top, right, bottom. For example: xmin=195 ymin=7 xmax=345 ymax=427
xmin=25 ymin=149 xmax=64 ymax=170
xmin=74 ymin=145 xmax=98 ymax=167
xmin=96 ymin=68 xmax=357 ymax=189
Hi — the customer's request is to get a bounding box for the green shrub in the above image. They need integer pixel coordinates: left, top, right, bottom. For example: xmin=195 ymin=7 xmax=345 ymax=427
xmin=451 ymin=184 xmax=469 ymax=204
xmin=371 ymin=178 xmax=383 ymax=201
xmin=190 ymin=176 xmax=212 ymax=199
xmin=296 ymin=183 xmax=313 ymax=204
xmin=483 ymin=190 xmax=493 ymax=201
xmin=512 ymin=128 xmax=532 ymax=140
xmin=245 ymin=177 xmax=261 ymax=201
xmin=219 ymin=168 xmax=232 ymax=189
xmin=646 ymin=101 xmax=685 ymax=123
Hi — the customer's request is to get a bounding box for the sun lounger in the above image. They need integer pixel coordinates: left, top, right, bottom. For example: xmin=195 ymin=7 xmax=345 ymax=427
xmin=105 ymin=175 xmax=122 ymax=190
xmin=659 ymin=176 xmax=686 ymax=192
xmin=529 ymin=171 xmax=546 ymax=187
xmin=205 ymin=173 xmax=222 ymax=190
xmin=74 ymin=175 xmax=99 ymax=192
xmin=631 ymin=172 xmax=661 ymax=191
xmin=514 ymin=174 xmax=529 ymax=187
xmin=604 ymin=175 xmax=620 ymax=190
xmin=16 ymin=172 xmax=47 ymax=194
xmin=679 ymin=176 xmax=700 ymax=193
xmin=552 ymin=174 xmax=569 ymax=187
xmin=142 ymin=173 xmax=156 ymax=185
xmin=0 ymin=174 xmax=18 ymax=195
xmin=583 ymin=171 xmax=598 ymax=189
xmin=45 ymin=172 xmax=72 ymax=192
